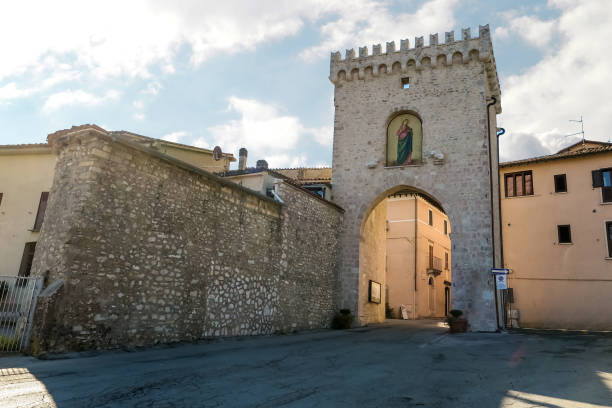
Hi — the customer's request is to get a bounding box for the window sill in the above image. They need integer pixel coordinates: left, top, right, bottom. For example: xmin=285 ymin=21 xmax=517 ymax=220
xmin=605 ymin=257 xmax=612 ymax=260
xmin=599 ymin=201 xmax=612 ymax=205
xmin=384 ymin=164 xmax=424 ymax=169
xmin=557 ymin=242 xmax=573 ymax=245
xmin=504 ymin=194 xmax=536 ymax=199
xmin=554 ymin=191 xmax=568 ymax=194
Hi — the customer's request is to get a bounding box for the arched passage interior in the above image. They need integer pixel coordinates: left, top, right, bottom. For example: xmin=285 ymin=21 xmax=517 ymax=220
xmin=359 ymin=185 xmax=452 ymax=324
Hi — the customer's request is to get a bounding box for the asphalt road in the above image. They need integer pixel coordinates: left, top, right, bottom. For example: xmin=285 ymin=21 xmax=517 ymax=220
xmin=1 ymin=320 xmax=611 ymax=407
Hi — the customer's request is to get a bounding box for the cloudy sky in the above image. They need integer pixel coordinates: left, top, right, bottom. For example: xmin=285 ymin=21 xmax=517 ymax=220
xmin=1 ymin=0 xmax=610 ymax=167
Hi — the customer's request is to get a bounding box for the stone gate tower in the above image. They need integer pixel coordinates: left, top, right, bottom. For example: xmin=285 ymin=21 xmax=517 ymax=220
xmin=330 ymin=25 xmax=502 ymax=331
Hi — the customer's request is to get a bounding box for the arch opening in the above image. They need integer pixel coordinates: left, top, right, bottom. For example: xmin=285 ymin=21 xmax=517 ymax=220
xmin=359 ymin=186 xmax=452 ymax=324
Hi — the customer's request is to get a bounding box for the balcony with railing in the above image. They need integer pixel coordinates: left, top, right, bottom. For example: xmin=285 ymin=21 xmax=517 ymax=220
xmin=427 ymin=256 xmax=443 ymax=276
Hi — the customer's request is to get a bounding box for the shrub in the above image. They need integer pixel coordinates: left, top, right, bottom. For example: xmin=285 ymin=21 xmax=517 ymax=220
xmin=0 ymin=335 xmax=18 ymax=350
xmin=331 ymin=309 xmax=354 ymax=329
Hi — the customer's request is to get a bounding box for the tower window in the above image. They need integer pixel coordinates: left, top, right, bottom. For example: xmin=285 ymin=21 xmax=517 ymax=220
xmin=428 ymin=209 xmax=433 ymax=226
xmin=401 ymin=77 xmax=410 ymax=89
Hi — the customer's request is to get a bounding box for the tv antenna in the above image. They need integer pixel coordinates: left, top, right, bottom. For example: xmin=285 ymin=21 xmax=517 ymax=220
xmin=566 ymin=116 xmax=585 ymax=146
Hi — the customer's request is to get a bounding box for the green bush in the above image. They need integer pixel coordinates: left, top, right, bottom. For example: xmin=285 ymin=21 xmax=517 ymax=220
xmin=0 ymin=335 xmax=18 ymax=350
xmin=331 ymin=309 xmax=354 ymax=329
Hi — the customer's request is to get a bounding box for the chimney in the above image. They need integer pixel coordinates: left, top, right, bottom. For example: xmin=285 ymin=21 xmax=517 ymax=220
xmin=256 ymin=159 xmax=268 ymax=170
xmin=238 ymin=148 xmax=247 ymax=170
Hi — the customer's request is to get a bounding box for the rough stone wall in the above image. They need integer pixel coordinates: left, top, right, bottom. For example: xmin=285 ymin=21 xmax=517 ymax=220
xmin=30 ymin=129 xmax=343 ymax=353
xmin=330 ymin=26 xmax=501 ymax=331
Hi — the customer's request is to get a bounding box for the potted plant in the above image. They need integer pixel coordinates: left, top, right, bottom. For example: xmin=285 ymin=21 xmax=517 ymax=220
xmin=447 ymin=309 xmax=468 ymax=333
xmin=331 ymin=309 xmax=354 ymax=329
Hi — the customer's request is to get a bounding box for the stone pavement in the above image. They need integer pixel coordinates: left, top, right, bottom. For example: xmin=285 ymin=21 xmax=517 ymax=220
xmin=1 ymin=320 xmax=611 ymax=407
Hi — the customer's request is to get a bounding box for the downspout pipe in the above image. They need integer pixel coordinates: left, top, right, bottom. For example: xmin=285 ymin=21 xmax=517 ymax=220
xmin=496 ymin=127 xmax=506 ymax=270
xmin=486 ymin=96 xmax=501 ymax=330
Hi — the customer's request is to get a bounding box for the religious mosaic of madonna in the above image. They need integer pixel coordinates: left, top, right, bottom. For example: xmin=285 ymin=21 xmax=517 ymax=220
xmin=386 ymin=113 xmax=423 ymax=166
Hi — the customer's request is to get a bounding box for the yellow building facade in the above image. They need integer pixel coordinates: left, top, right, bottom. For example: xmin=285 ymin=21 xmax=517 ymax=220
xmin=385 ymin=192 xmax=452 ymax=319
xmin=0 ymin=144 xmax=56 ymax=278
xmin=500 ymin=141 xmax=612 ymax=330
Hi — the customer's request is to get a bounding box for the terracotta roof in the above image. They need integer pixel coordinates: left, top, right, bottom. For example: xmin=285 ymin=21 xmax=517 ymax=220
xmin=272 ymin=167 xmax=332 ymax=184
xmin=113 ymin=131 xmax=236 ymax=161
xmin=500 ymin=144 xmax=612 ymax=168
xmin=556 ymin=139 xmax=612 ymax=154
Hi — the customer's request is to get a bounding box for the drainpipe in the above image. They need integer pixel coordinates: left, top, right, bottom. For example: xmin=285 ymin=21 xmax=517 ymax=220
xmin=486 ymin=96 xmax=501 ymax=330
xmin=413 ymin=195 xmax=418 ymax=319
xmin=496 ymin=127 xmax=506 ymax=269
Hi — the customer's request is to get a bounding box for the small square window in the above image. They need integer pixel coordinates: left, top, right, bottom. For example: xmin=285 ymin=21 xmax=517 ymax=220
xmin=558 ymin=225 xmax=572 ymax=244
xmin=554 ymin=174 xmax=567 ymax=193
xmin=401 ymin=77 xmax=410 ymax=89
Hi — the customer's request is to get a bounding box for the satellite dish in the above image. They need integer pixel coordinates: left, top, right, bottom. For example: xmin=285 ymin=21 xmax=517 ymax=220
xmin=213 ymin=146 xmax=222 ymax=161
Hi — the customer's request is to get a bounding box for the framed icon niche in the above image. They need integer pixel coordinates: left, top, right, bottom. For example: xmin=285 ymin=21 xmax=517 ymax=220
xmin=386 ymin=113 xmax=423 ymax=166
xmin=368 ymin=280 xmax=382 ymax=304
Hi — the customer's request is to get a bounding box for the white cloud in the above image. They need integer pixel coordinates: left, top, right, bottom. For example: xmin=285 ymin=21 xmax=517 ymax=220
xmin=0 ymin=0 xmax=460 ymax=83
xmin=42 ymin=89 xmax=120 ymax=113
xmin=162 ymin=131 xmax=188 ymax=143
xmin=0 ymin=82 xmax=36 ymax=100
xmin=142 ymin=81 xmax=162 ymax=95
xmin=499 ymin=0 xmax=612 ymax=161
xmin=500 ymin=14 xmax=557 ymax=49
xmin=299 ymin=0 xmax=459 ymax=61
xmin=308 ymin=125 xmax=333 ymax=147
xmin=206 ymin=96 xmax=328 ymax=168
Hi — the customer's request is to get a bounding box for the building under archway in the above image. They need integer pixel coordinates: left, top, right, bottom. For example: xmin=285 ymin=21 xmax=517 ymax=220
xmin=359 ymin=187 xmax=452 ymax=324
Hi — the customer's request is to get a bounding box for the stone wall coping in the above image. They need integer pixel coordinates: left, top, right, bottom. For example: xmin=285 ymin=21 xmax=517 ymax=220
xmin=53 ymin=127 xmax=280 ymax=208
xmin=279 ymin=179 xmax=345 ymax=214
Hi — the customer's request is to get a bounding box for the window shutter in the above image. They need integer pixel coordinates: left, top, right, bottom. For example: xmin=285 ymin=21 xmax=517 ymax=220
xmin=18 ymin=242 xmax=36 ymax=277
xmin=592 ymin=170 xmax=603 ymax=188
xmin=33 ymin=192 xmax=49 ymax=231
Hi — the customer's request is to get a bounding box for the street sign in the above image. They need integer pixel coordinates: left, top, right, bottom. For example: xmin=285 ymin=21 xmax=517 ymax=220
xmin=491 ymin=268 xmax=510 ymax=275
xmin=495 ymin=274 xmax=507 ymax=290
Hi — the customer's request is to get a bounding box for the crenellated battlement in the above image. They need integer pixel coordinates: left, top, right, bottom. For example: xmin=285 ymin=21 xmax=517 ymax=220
xmin=330 ymin=25 xmax=500 ymax=112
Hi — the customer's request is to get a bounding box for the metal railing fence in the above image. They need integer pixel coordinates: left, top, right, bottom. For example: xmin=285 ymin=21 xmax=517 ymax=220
xmin=0 ymin=276 xmax=43 ymax=353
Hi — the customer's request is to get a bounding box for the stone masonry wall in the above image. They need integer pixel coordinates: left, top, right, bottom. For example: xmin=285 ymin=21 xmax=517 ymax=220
xmin=29 ymin=128 xmax=343 ymax=353
xmin=330 ymin=26 xmax=501 ymax=331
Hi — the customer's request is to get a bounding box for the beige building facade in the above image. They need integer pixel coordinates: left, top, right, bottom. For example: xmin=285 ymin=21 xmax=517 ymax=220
xmin=0 ymin=144 xmax=56 ymax=277
xmin=386 ymin=193 xmax=451 ymax=320
xmin=500 ymin=140 xmax=612 ymax=330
